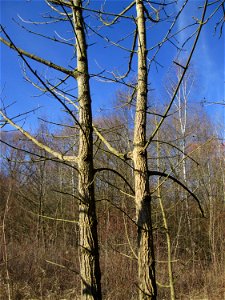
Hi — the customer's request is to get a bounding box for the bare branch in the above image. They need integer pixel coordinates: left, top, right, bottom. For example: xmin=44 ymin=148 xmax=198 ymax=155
xmin=14 ymin=17 xmax=74 ymax=47
xmin=151 ymin=139 xmax=199 ymax=165
xmin=0 ymin=110 xmax=77 ymax=162
xmin=0 ymin=26 xmax=75 ymax=77
xmin=100 ymin=1 xmax=136 ymax=26
xmin=93 ymin=125 xmax=130 ymax=161
xmin=94 ymin=167 xmax=134 ymax=195
xmin=145 ymin=0 xmax=209 ymax=150
xmin=148 ymin=170 xmax=204 ymax=217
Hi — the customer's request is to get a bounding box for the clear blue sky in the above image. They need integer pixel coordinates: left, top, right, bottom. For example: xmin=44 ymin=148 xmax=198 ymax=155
xmin=0 ymin=0 xmax=224 ymax=133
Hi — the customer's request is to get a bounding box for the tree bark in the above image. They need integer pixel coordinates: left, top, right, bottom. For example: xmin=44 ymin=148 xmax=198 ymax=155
xmin=133 ymin=1 xmax=157 ymax=299
xmin=72 ymin=1 xmax=102 ymax=299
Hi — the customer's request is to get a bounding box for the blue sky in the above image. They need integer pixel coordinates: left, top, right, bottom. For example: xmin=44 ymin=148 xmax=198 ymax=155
xmin=0 ymin=0 xmax=224 ymax=133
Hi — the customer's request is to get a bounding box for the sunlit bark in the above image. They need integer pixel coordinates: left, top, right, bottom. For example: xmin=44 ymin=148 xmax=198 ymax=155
xmin=72 ymin=1 xmax=101 ymax=298
xmin=133 ymin=1 xmax=157 ymax=298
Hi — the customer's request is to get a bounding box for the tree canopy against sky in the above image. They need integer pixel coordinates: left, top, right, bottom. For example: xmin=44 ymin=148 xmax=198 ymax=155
xmin=1 ymin=0 xmax=224 ymax=131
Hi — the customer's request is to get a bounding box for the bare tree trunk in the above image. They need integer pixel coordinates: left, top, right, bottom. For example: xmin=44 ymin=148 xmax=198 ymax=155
xmin=133 ymin=1 xmax=157 ymax=298
xmin=156 ymin=136 xmax=175 ymax=300
xmin=72 ymin=1 xmax=101 ymax=299
xmin=2 ymin=184 xmax=12 ymax=300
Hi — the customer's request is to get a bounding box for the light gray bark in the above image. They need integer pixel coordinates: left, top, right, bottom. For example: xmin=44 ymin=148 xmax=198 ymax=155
xmin=73 ymin=1 xmax=102 ymax=299
xmin=133 ymin=1 xmax=157 ymax=299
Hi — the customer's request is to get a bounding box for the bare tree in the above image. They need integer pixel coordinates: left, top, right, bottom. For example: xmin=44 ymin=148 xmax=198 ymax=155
xmin=0 ymin=1 xmax=101 ymax=298
xmin=133 ymin=1 xmax=157 ymax=298
xmin=94 ymin=1 xmax=209 ymax=298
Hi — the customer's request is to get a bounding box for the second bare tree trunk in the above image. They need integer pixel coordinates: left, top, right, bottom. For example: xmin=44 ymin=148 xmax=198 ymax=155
xmin=133 ymin=1 xmax=157 ymax=299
